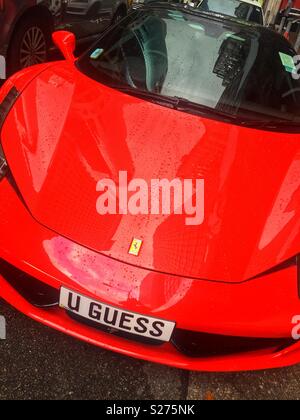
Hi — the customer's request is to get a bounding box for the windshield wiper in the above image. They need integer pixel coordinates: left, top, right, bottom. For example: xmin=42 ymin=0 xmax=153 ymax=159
xmin=239 ymin=119 xmax=300 ymax=130
xmin=110 ymin=85 xmax=300 ymax=131
xmin=173 ymin=97 xmax=239 ymax=122
xmin=109 ymin=85 xmax=180 ymax=108
xmin=111 ymin=85 xmax=239 ymax=121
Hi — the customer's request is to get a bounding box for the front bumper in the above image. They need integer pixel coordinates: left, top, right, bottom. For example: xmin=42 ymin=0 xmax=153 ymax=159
xmin=1 ymin=178 xmax=300 ymax=372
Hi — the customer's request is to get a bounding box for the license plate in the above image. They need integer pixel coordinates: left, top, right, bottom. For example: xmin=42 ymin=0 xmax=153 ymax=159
xmin=59 ymin=287 xmax=176 ymax=342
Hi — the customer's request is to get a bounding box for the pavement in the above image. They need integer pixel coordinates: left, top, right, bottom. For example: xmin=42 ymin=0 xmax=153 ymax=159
xmin=1 ymin=299 xmax=300 ymax=400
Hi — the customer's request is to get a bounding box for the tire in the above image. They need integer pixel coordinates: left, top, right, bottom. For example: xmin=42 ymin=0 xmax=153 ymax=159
xmin=112 ymin=7 xmax=127 ymax=25
xmin=7 ymin=15 xmax=51 ymax=75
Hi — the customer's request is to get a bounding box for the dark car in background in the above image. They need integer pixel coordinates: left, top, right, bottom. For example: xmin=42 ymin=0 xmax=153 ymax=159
xmin=0 ymin=0 xmax=130 ymax=77
xmin=191 ymin=0 xmax=265 ymax=25
xmin=133 ymin=0 xmax=265 ymax=25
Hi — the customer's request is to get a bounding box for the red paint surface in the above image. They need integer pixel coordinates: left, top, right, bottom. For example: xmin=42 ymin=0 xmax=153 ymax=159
xmin=1 ymin=60 xmax=300 ymax=371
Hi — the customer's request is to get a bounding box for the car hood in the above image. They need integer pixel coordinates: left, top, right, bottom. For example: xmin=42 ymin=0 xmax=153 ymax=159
xmin=2 ymin=62 xmax=300 ymax=283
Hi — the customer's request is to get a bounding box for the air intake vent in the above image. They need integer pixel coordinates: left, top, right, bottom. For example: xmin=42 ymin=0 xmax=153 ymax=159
xmin=0 ymin=258 xmax=59 ymax=307
xmin=171 ymin=329 xmax=294 ymax=358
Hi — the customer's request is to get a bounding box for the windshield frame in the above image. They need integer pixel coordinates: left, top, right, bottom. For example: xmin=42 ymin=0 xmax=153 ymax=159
xmin=76 ymin=3 xmax=300 ymax=133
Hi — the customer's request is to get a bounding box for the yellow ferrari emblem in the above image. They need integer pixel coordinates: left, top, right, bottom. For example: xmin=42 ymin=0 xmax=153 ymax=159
xmin=129 ymin=238 xmax=143 ymax=256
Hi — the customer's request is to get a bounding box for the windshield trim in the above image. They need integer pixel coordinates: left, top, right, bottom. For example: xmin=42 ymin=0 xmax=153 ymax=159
xmin=76 ymin=5 xmax=300 ymax=133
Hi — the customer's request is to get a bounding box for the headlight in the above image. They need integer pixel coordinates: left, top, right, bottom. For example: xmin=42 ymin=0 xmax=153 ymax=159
xmin=0 ymin=86 xmax=19 ymax=181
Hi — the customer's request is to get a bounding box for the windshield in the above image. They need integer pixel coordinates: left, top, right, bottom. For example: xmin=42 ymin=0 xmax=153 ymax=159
xmin=78 ymin=7 xmax=300 ymax=127
xmin=196 ymin=0 xmax=263 ymax=25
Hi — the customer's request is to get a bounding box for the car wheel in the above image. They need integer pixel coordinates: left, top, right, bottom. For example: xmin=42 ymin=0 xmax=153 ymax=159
xmin=7 ymin=16 xmax=51 ymax=75
xmin=112 ymin=7 xmax=127 ymax=25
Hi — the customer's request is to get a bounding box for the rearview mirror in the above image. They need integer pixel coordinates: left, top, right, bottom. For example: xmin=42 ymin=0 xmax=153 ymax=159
xmin=52 ymin=31 xmax=76 ymax=62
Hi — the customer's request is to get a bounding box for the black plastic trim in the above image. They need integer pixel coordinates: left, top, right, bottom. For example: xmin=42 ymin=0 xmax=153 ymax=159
xmin=171 ymin=329 xmax=295 ymax=358
xmin=0 ymin=87 xmax=20 ymax=129
xmin=0 ymin=258 xmax=59 ymax=307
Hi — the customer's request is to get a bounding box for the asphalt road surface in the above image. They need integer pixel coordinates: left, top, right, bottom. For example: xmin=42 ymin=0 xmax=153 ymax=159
xmin=1 ymin=299 xmax=300 ymax=400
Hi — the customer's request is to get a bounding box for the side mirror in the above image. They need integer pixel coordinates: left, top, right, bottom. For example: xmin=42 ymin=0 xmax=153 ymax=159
xmin=52 ymin=31 xmax=76 ymax=62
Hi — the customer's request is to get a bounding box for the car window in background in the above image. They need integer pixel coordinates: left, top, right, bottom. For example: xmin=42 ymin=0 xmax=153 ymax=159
xmin=78 ymin=8 xmax=300 ymax=127
xmin=197 ymin=0 xmax=263 ymax=25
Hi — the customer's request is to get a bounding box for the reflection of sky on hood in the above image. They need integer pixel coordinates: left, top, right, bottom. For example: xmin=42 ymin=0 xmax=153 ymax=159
xmin=43 ymin=236 xmax=192 ymax=312
xmin=259 ymin=151 xmax=300 ymax=254
xmin=22 ymin=75 xmax=75 ymax=193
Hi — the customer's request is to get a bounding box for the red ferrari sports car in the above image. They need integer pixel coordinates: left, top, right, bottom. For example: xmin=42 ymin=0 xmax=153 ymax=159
xmin=1 ymin=3 xmax=300 ymax=372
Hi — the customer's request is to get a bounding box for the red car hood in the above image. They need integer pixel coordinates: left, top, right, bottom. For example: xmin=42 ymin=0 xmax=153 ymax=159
xmin=3 ymin=62 xmax=300 ymax=283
